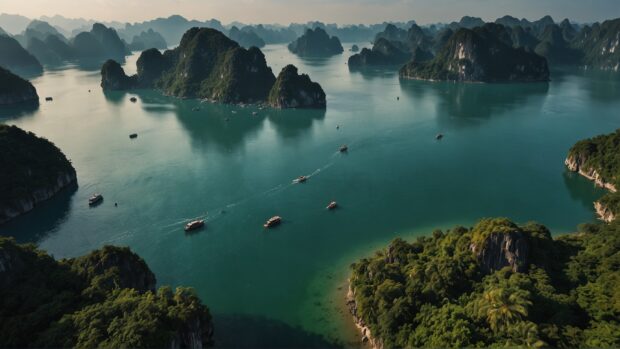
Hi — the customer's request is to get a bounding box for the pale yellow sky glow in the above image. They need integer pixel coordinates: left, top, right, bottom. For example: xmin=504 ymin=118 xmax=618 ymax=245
xmin=2 ymin=0 xmax=619 ymax=25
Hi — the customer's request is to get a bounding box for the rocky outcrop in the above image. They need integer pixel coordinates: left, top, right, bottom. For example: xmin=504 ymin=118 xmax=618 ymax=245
xmin=268 ymin=65 xmax=326 ymax=109
xmin=288 ymin=27 xmax=343 ymax=56
xmin=470 ymin=230 xmax=530 ymax=274
xmin=350 ymin=44 xmax=359 ymax=52
xmin=0 ymin=125 xmax=77 ymax=224
xmin=0 ymin=66 xmax=39 ymax=105
xmin=565 ymin=155 xmax=618 ymax=192
xmin=400 ymin=24 xmax=550 ymax=82
xmin=348 ymin=38 xmax=411 ymax=67
xmin=0 ymin=35 xmax=43 ymax=75
xmin=100 ymin=59 xmax=137 ymax=90
xmin=129 ymin=28 xmax=167 ymax=51
xmin=346 ymin=283 xmax=382 ymax=349
xmin=101 ymin=27 xmax=324 ymax=108
xmin=68 ymin=245 xmax=157 ymax=293
xmin=594 ymin=201 xmax=616 ymax=223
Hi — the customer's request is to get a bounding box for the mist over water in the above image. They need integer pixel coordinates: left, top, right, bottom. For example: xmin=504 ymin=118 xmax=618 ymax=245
xmin=1 ymin=44 xmax=619 ymax=346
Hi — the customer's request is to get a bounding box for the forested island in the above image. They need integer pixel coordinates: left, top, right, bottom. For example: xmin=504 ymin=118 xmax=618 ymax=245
xmin=348 ymin=217 xmax=619 ymax=348
xmin=288 ymin=28 xmax=344 ymax=56
xmin=101 ymin=27 xmax=326 ymax=108
xmin=566 ymin=129 xmax=620 ymax=222
xmin=0 ymin=237 xmax=213 ymax=347
xmin=0 ymin=67 xmax=39 ymax=105
xmin=399 ymin=24 xmax=550 ymax=82
xmin=0 ymin=125 xmax=76 ymax=224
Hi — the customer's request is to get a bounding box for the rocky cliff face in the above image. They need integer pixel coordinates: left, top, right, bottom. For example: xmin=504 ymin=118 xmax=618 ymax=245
xmin=346 ymin=284 xmax=382 ymax=349
xmin=0 ymin=125 xmax=77 ymax=225
xmin=572 ymin=18 xmax=620 ymax=71
xmin=470 ymin=230 xmax=530 ymax=274
xmin=268 ymin=65 xmax=326 ymax=108
xmin=565 ymin=154 xmax=618 ymax=192
xmin=0 ymin=66 xmax=39 ymax=105
xmin=594 ymin=201 xmax=616 ymax=223
xmin=100 ymin=59 xmax=137 ymax=90
xmin=400 ymin=24 xmax=550 ymax=82
xmin=0 ymin=171 xmax=76 ymax=224
xmin=101 ymin=27 xmax=325 ymax=108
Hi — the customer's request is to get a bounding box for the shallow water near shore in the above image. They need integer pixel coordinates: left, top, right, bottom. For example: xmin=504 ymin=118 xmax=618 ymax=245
xmin=1 ymin=43 xmax=619 ymax=346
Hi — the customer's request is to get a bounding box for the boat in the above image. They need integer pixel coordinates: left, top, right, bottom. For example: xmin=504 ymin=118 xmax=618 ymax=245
xmin=295 ymin=175 xmax=307 ymax=183
xmin=184 ymin=220 xmax=205 ymax=232
xmin=327 ymin=201 xmax=338 ymax=210
xmin=130 ymin=97 xmax=137 ymax=103
xmin=88 ymin=193 xmax=103 ymax=206
xmin=129 ymin=133 xmax=138 ymax=139
xmin=436 ymin=133 xmax=444 ymax=140
xmin=264 ymin=216 xmax=282 ymax=228
xmin=339 ymin=145 xmax=348 ymax=152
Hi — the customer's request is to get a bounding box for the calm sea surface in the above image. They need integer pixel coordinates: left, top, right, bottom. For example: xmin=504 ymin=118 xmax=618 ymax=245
xmin=1 ymin=43 xmax=619 ymax=346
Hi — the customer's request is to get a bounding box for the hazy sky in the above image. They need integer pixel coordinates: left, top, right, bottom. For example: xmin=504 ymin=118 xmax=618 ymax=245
xmin=3 ymin=0 xmax=620 ymax=25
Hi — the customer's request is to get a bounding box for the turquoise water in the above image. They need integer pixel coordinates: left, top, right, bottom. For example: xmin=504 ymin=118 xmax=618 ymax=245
xmin=1 ymin=43 xmax=619 ymax=346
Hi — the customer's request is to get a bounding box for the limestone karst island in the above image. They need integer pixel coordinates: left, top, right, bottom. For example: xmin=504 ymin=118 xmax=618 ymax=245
xmin=0 ymin=0 xmax=619 ymax=347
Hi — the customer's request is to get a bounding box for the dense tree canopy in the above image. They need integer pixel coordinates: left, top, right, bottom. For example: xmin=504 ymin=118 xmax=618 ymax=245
xmin=0 ymin=238 xmax=213 ymax=348
xmin=349 ymin=218 xmax=620 ymax=348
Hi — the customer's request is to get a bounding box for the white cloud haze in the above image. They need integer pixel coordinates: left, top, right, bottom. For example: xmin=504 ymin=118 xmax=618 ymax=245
xmin=1 ymin=0 xmax=619 ymax=24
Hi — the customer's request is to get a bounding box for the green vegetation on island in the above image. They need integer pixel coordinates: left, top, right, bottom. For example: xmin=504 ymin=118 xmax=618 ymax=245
xmin=348 ymin=217 xmax=620 ymax=348
xmin=348 ymin=38 xmax=412 ymax=67
xmin=288 ymin=27 xmax=344 ymax=57
xmin=268 ymin=64 xmax=326 ymax=108
xmin=0 ymin=66 xmax=39 ymax=105
xmin=0 ymin=125 xmax=75 ymax=224
xmin=0 ymin=238 xmax=213 ymax=347
xmin=399 ymin=24 xmax=550 ymax=82
xmin=101 ymin=27 xmax=326 ymax=108
xmin=566 ymin=129 xmax=620 ymax=222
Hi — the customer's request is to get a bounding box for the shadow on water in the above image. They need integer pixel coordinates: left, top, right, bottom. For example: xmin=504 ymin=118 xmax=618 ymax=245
xmin=296 ymin=55 xmax=342 ymax=68
xmin=399 ymin=79 xmax=549 ymax=127
xmin=348 ymin=65 xmax=401 ymax=80
xmin=267 ymin=108 xmax=326 ymax=140
xmin=562 ymin=170 xmax=609 ymax=211
xmin=214 ymin=314 xmax=341 ymax=348
xmin=0 ymin=101 xmax=39 ymax=120
xmin=0 ymin=182 xmax=78 ymax=244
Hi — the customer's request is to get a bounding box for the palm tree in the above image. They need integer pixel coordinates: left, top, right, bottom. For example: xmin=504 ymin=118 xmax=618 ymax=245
xmin=477 ymin=288 xmax=532 ymax=332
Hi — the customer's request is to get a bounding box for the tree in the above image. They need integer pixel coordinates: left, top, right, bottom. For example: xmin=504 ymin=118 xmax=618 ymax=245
xmin=477 ymin=288 xmax=531 ymax=332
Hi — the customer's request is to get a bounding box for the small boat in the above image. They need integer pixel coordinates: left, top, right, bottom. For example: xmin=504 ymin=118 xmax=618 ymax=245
xmin=185 ymin=220 xmax=205 ymax=232
xmin=327 ymin=201 xmax=338 ymax=210
xmin=264 ymin=216 xmax=282 ymax=228
xmin=88 ymin=193 xmax=103 ymax=206
xmin=295 ymin=175 xmax=307 ymax=183
xmin=397 ymin=96 xmax=400 ymax=101
xmin=252 ymin=112 xmax=258 ymax=116
xmin=45 ymin=97 xmax=53 ymax=101
xmin=129 ymin=133 xmax=138 ymax=139
xmin=339 ymin=145 xmax=348 ymax=153
xmin=130 ymin=97 xmax=137 ymax=103
xmin=436 ymin=133 xmax=444 ymax=140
